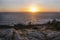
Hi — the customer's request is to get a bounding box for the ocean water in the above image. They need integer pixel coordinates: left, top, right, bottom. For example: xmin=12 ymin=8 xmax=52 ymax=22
xmin=0 ymin=12 xmax=60 ymax=25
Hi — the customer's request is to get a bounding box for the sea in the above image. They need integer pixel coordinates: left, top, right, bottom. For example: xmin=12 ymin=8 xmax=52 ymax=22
xmin=0 ymin=12 xmax=60 ymax=25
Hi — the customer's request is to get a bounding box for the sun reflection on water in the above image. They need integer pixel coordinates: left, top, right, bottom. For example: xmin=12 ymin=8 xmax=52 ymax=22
xmin=30 ymin=13 xmax=37 ymax=24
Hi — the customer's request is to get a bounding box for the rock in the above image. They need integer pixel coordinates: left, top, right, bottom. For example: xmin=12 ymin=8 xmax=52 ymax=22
xmin=0 ymin=29 xmax=13 ymax=40
xmin=52 ymin=37 xmax=60 ymax=40
xmin=22 ymin=30 xmax=46 ymax=40
xmin=44 ymin=30 xmax=60 ymax=40
xmin=0 ymin=28 xmax=60 ymax=40
xmin=0 ymin=28 xmax=21 ymax=40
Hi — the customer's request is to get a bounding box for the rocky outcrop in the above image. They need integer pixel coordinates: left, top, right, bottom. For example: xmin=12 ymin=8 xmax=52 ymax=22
xmin=43 ymin=30 xmax=60 ymax=40
xmin=0 ymin=28 xmax=60 ymax=40
xmin=0 ymin=29 xmax=21 ymax=40
xmin=22 ymin=30 xmax=46 ymax=40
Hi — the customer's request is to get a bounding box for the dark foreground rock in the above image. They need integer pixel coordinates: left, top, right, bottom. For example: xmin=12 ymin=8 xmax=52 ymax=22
xmin=0 ymin=28 xmax=60 ymax=40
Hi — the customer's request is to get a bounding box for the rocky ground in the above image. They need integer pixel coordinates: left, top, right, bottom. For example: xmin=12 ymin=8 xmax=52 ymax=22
xmin=0 ymin=28 xmax=60 ymax=40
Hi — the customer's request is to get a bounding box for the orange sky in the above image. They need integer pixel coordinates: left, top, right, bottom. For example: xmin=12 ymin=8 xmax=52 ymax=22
xmin=0 ymin=7 xmax=59 ymax=12
xmin=0 ymin=0 xmax=60 ymax=12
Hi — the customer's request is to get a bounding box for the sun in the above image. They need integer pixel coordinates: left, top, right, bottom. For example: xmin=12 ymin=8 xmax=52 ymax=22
xmin=30 ymin=7 xmax=37 ymax=12
xmin=27 ymin=4 xmax=41 ymax=12
xmin=28 ymin=5 xmax=39 ymax=12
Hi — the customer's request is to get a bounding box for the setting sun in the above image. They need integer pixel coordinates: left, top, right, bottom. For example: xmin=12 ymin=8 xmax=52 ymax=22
xmin=30 ymin=7 xmax=37 ymax=12
xmin=27 ymin=5 xmax=40 ymax=12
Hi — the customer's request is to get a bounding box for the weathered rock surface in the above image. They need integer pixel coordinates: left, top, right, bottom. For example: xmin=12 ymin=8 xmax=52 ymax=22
xmin=0 ymin=28 xmax=60 ymax=40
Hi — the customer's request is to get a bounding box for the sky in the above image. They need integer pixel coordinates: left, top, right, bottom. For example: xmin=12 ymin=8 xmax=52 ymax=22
xmin=0 ymin=0 xmax=60 ymax=12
